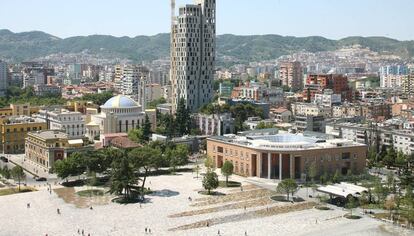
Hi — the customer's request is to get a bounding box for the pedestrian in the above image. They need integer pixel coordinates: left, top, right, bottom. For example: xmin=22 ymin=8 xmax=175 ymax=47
xmin=77 ymin=229 xmax=80 ymax=234
xmin=207 ymin=222 xmax=209 ymax=227
xmin=27 ymin=203 xmax=30 ymax=208
xmin=57 ymin=208 xmax=60 ymax=214
xmin=245 ymin=231 xmax=247 ymax=236
xmin=218 ymin=229 xmax=220 ymax=235
xmin=244 ymin=206 xmax=246 ymax=211
xmin=241 ymin=186 xmax=243 ymax=192
xmin=140 ymin=203 xmax=142 ymax=208
xmin=145 ymin=227 xmax=147 ymax=234
xmin=82 ymin=229 xmax=84 ymax=235
xmin=88 ymin=234 xmax=90 ymax=236
xmin=149 ymin=228 xmax=151 ymax=234
xmin=90 ymin=206 xmax=93 ymax=210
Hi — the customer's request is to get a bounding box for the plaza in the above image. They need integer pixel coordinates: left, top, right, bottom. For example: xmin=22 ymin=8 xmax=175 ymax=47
xmin=0 ymin=170 xmax=410 ymax=236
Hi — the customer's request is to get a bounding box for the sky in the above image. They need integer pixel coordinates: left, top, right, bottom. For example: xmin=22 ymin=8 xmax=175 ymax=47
xmin=0 ymin=0 xmax=413 ymax=40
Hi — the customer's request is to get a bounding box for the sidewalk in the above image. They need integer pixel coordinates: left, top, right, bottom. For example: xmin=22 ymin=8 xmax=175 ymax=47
xmin=6 ymin=154 xmax=50 ymax=178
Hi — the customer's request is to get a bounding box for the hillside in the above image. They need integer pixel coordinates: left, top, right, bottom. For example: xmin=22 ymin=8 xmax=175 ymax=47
xmin=1 ymin=29 xmax=414 ymax=63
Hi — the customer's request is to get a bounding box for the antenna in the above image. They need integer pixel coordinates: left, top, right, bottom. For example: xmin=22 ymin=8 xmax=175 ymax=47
xmin=171 ymin=0 xmax=176 ymax=24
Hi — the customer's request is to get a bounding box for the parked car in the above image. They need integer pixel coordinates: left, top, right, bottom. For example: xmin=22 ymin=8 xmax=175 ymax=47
xmin=0 ymin=156 xmax=8 ymax=162
xmin=35 ymin=177 xmax=47 ymax=182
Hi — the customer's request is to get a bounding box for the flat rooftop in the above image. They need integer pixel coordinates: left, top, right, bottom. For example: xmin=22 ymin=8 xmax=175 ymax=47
xmin=209 ymin=133 xmax=365 ymax=151
xmin=29 ymin=130 xmax=68 ymax=140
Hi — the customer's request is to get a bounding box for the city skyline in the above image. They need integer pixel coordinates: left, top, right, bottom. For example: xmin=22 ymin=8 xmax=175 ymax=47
xmin=1 ymin=0 xmax=414 ymax=40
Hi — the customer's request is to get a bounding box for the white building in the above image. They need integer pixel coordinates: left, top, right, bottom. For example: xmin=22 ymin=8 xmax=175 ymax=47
xmin=87 ymin=95 xmax=146 ymax=140
xmin=197 ymin=113 xmax=235 ymax=136
xmin=171 ymin=0 xmax=216 ymax=112
xmin=314 ymin=93 xmax=341 ymax=107
xmin=36 ymin=109 xmax=85 ymax=139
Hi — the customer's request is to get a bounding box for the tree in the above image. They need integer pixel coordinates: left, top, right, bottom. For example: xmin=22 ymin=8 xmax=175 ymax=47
xmin=308 ymin=161 xmax=317 ymax=183
xmin=53 ymin=152 xmax=86 ymax=180
xmin=128 ymin=128 xmax=145 ymax=144
xmin=11 ymin=166 xmax=26 ymax=192
xmin=1 ymin=166 xmax=11 ymax=179
xmin=256 ymin=122 xmax=274 ymax=130
xmin=386 ymin=172 xmax=396 ymax=194
xmin=373 ymin=180 xmax=389 ymax=204
xmin=346 ymin=197 xmax=358 ymax=216
xmin=332 ymin=170 xmax=341 ymax=184
xmin=166 ymin=144 xmax=188 ymax=172
xmin=142 ymin=114 xmax=152 ymax=142
xmin=383 ymin=146 xmax=396 ymax=168
xmin=175 ymin=98 xmax=191 ymax=136
xmin=204 ymin=155 xmax=215 ymax=171
xmin=395 ymin=151 xmax=407 ymax=175
xmin=128 ymin=146 xmax=161 ymax=198
xmin=276 ymin=179 xmax=298 ymax=201
xmin=221 ymin=161 xmax=234 ymax=187
xmin=109 ymin=152 xmax=137 ymax=200
xmin=202 ymin=171 xmax=219 ymax=194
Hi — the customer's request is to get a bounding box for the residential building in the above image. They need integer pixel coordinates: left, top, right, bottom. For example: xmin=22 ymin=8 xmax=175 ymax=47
xmin=207 ymin=133 xmax=367 ymax=179
xmin=25 ymin=130 xmax=92 ymax=172
xmin=197 ymin=113 xmax=235 ymax=135
xmin=36 ymin=109 xmax=85 ymax=138
xmin=219 ymin=82 xmax=234 ymax=98
xmin=294 ymin=115 xmax=325 ymax=133
xmin=170 ymin=0 xmax=216 ymax=112
xmin=303 ymin=74 xmax=352 ymax=102
xmin=33 ymin=84 xmax=62 ymax=96
xmin=279 ymin=61 xmax=302 ymax=91
xmin=314 ymin=90 xmax=341 ymax=107
xmin=0 ymin=116 xmax=47 ymax=154
xmin=269 ymin=108 xmax=292 ymax=123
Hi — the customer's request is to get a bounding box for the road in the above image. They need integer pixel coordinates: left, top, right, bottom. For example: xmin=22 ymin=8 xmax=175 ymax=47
xmin=0 ymin=155 xmax=57 ymax=187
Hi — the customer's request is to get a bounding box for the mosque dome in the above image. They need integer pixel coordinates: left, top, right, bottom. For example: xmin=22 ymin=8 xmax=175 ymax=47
xmin=101 ymin=95 xmax=138 ymax=109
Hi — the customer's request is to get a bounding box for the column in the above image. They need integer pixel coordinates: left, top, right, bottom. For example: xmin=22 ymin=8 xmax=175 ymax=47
xmin=268 ymin=152 xmax=271 ymax=179
xmin=290 ymin=154 xmax=294 ymax=179
xmin=279 ymin=153 xmax=282 ymax=180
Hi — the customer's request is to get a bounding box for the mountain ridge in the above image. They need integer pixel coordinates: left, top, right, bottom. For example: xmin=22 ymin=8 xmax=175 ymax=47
xmin=1 ymin=29 xmax=413 ymax=63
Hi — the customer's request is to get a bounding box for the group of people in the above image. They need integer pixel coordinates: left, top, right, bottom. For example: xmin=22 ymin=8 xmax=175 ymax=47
xmin=77 ymin=228 xmax=91 ymax=236
xmin=144 ymin=227 xmax=152 ymax=234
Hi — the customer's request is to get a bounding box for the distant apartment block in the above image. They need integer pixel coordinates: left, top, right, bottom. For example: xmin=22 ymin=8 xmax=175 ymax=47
xmin=0 ymin=60 xmax=7 ymax=96
xmin=279 ymin=61 xmax=302 ymax=91
xmin=303 ymin=74 xmax=352 ymax=102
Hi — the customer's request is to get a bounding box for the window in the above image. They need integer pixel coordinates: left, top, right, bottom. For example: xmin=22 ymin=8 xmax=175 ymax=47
xmin=342 ymin=152 xmax=350 ymax=160
xmin=217 ymin=146 xmax=223 ymax=153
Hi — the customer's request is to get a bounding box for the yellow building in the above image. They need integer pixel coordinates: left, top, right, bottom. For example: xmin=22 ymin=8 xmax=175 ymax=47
xmin=0 ymin=103 xmax=39 ymax=117
xmin=0 ymin=116 xmax=47 ymax=154
xmin=25 ymin=130 xmax=93 ymax=171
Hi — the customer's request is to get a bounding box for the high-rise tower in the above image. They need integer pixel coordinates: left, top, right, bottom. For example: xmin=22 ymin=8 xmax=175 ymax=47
xmin=170 ymin=0 xmax=216 ymax=113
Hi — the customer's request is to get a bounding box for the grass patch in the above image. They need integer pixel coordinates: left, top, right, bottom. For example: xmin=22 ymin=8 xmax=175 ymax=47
xmin=111 ymin=196 xmax=141 ymax=204
xmin=270 ymin=195 xmax=305 ymax=202
xmin=76 ymin=189 xmax=105 ymax=197
xmin=344 ymin=214 xmax=362 ymax=219
xmin=219 ymin=181 xmax=241 ymax=188
xmin=198 ymin=190 xmax=226 ymax=196
xmin=315 ymin=205 xmax=331 ymax=210
xmin=0 ymin=187 xmax=36 ymax=196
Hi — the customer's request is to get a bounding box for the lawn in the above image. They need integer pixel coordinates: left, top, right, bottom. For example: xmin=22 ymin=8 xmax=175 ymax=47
xmin=0 ymin=187 xmax=36 ymax=196
xmin=218 ymin=181 xmax=241 ymax=188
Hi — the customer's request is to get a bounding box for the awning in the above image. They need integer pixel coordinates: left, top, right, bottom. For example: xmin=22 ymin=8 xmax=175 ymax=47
xmin=68 ymin=139 xmax=84 ymax=145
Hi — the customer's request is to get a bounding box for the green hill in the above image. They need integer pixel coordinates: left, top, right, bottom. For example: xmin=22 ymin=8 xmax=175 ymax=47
xmin=1 ymin=29 xmax=413 ymax=63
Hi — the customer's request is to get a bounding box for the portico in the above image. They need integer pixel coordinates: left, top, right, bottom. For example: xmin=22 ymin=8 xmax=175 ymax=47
xmin=258 ymin=152 xmax=299 ymax=180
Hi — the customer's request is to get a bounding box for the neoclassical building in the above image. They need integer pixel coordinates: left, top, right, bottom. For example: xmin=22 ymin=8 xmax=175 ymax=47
xmin=207 ymin=133 xmax=367 ymax=180
xmin=86 ymin=95 xmax=145 ymax=140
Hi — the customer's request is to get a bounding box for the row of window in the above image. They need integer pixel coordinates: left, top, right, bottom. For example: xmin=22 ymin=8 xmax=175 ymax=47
xmin=5 ymin=126 xmax=43 ymax=133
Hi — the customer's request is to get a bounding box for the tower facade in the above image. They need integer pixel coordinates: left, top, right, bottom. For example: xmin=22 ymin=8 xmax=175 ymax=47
xmin=170 ymin=0 xmax=216 ymax=113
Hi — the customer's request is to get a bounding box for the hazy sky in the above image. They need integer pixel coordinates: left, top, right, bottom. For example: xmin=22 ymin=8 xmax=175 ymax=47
xmin=1 ymin=0 xmax=413 ymax=40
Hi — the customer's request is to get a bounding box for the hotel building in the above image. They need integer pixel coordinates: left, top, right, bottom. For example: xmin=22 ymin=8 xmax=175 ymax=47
xmin=207 ymin=133 xmax=367 ymax=180
xmin=170 ymin=0 xmax=216 ymax=112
